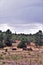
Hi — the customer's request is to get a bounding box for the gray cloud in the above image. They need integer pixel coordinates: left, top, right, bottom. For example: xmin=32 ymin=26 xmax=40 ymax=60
xmin=0 ymin=23 xmax=42 ymax=34
xmin=0 ymin=0 xmax=43 ymax=24
xmin=0 ymin=0 xmax=43 ymax=33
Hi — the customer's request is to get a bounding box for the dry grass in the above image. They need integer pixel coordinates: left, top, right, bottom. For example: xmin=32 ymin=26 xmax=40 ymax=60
xmin=0 ymin=49 xmax=43 ymax=65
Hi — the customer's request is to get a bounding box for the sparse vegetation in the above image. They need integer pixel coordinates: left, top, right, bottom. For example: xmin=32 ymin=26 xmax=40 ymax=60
xmin=0 ymin=29 xmax=43 ymax=48
xmin=0 ymin=54 xmax=4 ymax=60
xmin=0 ymin=29 xmax=43 ymax=65
xmin=0 ymin=51 xmax=43 ymax=65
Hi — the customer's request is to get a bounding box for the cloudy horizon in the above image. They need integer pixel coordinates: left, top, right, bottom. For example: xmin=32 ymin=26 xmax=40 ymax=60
xmin=0 ymin=23 xmax=42 ymax=34
xmin=0 ymin=0 xmax=43 ymax=34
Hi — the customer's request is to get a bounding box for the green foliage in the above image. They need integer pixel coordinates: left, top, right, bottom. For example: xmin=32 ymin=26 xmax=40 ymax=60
xmin=0 ymin=30 xmax=5 ymax=48
xmin=17 ymin=38 xmax=27 ymax=48
xmin=0 ymin=30 xmax=3 ymax=42
xmin=5 ymin=29 xmax=12 ymax=46
xmin=34 ymin=30 xmax=43 ymax=46
xmin=0 ymin=29 xmax=43 ymax=48
xmin=17 ymin=42 xmax=26 ymax=48
xmin=0 ymin=42 xmax=4 ymax=48
xmin=5 ymin=39 xmax=12 ymax=46
xmin=0 ymin=29 xmax=12 ymax=48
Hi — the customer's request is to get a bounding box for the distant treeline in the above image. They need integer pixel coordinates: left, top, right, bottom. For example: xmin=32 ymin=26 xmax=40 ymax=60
xmin=0 ymin=29 xmax=43 ymax=48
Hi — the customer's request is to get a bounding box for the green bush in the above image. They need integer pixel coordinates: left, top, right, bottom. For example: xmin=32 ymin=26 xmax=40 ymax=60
xmin=17 ymin=40 xmax=27 ymax=48
xmin=0 ymin=42 xmax=4 ymax=48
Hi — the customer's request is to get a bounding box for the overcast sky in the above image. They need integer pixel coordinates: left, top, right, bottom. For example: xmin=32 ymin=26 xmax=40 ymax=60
xmin=0 ymin=0 xmax=43 ymax=34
